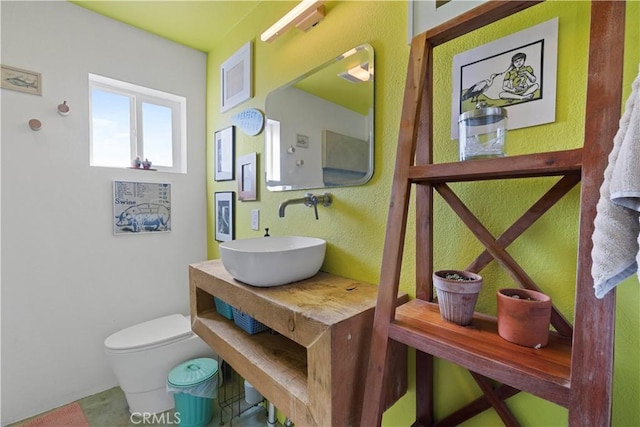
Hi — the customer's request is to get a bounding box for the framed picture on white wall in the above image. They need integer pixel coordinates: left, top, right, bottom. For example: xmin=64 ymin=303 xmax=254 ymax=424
xmin=113 ymin=181 xmax=171 ymax=235
xmin=1 ymin=64 xmax=42 ymax=95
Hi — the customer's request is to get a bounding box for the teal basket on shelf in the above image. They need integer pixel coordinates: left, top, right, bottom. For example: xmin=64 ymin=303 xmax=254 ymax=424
xmin=213 ymin=297 xmax=234 ymax=320
xmin=232 ymin=308 xmax=269 ymax=335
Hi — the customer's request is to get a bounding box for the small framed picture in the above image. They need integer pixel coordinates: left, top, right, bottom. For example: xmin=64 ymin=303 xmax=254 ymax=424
xmin=1 ymin=65 xmax=42 ymax=95
xmin=221 ymin=41 xmax=252 ymax=112
xmin=214 ymin=191 xmax=235 ymax=242
xmin=408 ymin=0 xmax=489 ymax=43
xmin=296 ymin=134 xmax=309 ymax=149
xmin=214 ymin=126 xmax=235 ymax=181
xmin=238 ymin=152 xmax=257 ymax=201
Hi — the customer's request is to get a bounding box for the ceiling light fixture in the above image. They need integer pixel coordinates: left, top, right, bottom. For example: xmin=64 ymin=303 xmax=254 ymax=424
xmin=260 ymin=0 xmax=326 ymax=43
xmin=338 ymin=63 xmax=371 ymax=83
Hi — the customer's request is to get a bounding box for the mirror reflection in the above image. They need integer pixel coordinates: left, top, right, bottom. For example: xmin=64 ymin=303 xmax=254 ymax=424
xmin=265 ymin=44 xmax=374 ymax=191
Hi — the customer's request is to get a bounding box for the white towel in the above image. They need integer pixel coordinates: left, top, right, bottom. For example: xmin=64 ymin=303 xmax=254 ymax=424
xmin=591 ymin=68 xmax=640 ymax=299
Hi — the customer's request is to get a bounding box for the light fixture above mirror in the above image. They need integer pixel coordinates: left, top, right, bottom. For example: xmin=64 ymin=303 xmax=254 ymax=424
xmin=260 ymin=0 xmax=326 ymax=43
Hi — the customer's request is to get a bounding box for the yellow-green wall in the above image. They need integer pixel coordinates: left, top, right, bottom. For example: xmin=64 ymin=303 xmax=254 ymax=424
xmin=207 ymin=1 xmax=639 ymax=426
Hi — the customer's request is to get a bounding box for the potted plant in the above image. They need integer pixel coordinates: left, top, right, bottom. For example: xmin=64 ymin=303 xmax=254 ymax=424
xmin=497 ymin=288 xmax=552 ymax=348
xmin=433 ymin=270 xmax=483 ymax=326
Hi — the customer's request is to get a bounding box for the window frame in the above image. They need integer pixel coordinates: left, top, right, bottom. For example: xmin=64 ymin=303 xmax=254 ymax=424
xmin=89 ymin=73 xmax=187 ymax=173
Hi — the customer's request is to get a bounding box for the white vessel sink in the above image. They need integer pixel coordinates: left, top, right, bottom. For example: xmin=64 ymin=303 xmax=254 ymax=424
xmin=219 ymin=236 xmax=326 ymax=287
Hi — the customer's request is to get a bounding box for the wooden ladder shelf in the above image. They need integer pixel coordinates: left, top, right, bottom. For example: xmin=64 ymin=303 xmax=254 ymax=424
xmin=360 ymin=1 xmax=625 ymax=426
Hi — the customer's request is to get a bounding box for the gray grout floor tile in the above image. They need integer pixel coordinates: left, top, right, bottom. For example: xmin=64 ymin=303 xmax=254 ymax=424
xmin=11 ymin=363 xmax=281 ymax=427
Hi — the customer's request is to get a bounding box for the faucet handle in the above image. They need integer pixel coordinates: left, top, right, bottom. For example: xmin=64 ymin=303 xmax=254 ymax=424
xmin=305 ymin=193 xmax=320 ymax=219
xmin=303 ymin=193 xmax=314 ymax=208
xmin=284 ymin=192 xmax=331 ymax=220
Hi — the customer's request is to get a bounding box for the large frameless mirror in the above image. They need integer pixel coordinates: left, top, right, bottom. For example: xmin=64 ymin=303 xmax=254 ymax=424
xmin=265 ymin=44 xmax=374 ymax=191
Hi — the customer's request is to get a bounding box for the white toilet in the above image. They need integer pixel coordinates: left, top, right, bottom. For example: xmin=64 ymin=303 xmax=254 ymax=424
xmin=104 ymin=314 xmax=216 ymax=415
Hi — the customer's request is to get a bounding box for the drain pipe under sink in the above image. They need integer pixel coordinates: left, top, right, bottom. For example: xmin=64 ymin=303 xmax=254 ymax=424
xmin=266 ymin=401 xmax=294 ymax=426
xmin=267 ymin=401 xmax=276 ymax=427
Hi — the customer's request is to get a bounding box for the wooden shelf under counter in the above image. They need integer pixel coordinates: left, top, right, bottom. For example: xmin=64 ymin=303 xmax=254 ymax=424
xmin=189 ymin=259 xmax=408 ymax=427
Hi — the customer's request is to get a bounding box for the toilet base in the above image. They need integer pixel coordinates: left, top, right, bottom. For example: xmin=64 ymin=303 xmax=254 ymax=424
xmin=125 ymin=386 xmax=174 ymax=415
xmin=104 ymin=314 xmax=217 ymax=417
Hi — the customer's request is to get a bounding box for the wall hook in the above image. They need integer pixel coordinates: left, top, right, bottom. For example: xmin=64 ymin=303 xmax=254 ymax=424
xmin=57 ymin=101 xmax=70 ymax=116
xmin=28 ymin=119 xmax=42 ymax=131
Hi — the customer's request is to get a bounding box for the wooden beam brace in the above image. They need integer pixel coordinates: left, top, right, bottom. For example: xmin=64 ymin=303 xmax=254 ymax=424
xmin=466 ymin=174 xmax=581 ymax=278
xmin=432 ymin=381 xmax=520 ymax=427
xmin=469 ymin=372 xmax=521 ymax=427
xmin=434 ymin=182 xmax=573 ymax=337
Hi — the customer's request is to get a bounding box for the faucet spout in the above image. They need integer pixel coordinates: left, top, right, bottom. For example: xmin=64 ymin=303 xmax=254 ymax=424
xmin=278 ymin=195 xmax=311 ymax=218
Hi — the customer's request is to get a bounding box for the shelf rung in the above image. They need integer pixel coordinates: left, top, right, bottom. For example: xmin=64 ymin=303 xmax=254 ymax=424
xmin=193 ymin=311 xmax=309 ymax=406
xmin=409 ymin=148 xmax=582 ymax=183
xmin=389 ymin=299 xmax=572 ymax=407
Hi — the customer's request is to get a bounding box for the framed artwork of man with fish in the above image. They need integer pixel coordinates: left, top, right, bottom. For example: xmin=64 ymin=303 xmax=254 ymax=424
xmin=1 ymin=65 xmax=42 ymax=95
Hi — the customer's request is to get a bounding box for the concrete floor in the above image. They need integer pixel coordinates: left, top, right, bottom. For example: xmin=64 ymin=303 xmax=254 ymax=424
xmin=12 ymin=373 xmax=275 ymax=427
xmin=77 ymin=386 xmax=270 ymax=426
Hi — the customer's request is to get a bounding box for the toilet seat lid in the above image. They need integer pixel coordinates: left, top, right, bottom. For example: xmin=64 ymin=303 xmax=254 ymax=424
xmin=104 ymin=314 xmax=192 ymax=351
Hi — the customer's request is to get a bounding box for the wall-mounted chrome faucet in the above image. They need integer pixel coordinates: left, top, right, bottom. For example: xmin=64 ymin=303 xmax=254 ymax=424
xmin=278 ymin=193 xmax=332 ymax=220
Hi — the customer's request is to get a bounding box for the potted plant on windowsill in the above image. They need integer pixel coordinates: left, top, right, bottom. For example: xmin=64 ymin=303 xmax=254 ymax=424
xmin=497 ymin=288 xmax=552 ymax=348
xmin=433 ymin=270 xmax=483 ymax=326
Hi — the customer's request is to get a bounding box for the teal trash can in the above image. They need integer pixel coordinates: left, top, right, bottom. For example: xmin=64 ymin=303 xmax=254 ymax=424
xmin=167 ymin=358 xmax=219 ymax=427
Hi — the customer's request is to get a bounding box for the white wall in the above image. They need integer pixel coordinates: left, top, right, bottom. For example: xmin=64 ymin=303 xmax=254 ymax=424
xmin=0 ymin=2 xmax=207 ymax=424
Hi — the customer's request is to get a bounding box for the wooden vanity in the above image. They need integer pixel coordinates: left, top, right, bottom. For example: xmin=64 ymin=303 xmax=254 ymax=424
xmin=189 ymin=259 xmax=408 ymax=426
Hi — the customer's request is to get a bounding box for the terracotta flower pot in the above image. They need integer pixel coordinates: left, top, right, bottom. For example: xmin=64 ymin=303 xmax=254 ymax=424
xmin=497 ymin=288 xmax=552 ymax=348
xmin=433 ymin=270 xmax=482 ymax=326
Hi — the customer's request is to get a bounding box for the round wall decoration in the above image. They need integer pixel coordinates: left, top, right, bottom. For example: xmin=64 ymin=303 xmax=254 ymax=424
xmin=231 ymin=108 xmax=265 ymax=136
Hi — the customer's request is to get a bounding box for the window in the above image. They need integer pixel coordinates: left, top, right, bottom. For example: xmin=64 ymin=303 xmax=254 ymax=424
xmin=89 ymin=74 xmax=187 ymax=173
xmin=265 ymin=119 xmax=281 ymax=183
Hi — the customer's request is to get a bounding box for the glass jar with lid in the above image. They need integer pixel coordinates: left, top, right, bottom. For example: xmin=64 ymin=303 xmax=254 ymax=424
xmin=458 ymin=107 xmax=507 ymax=161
